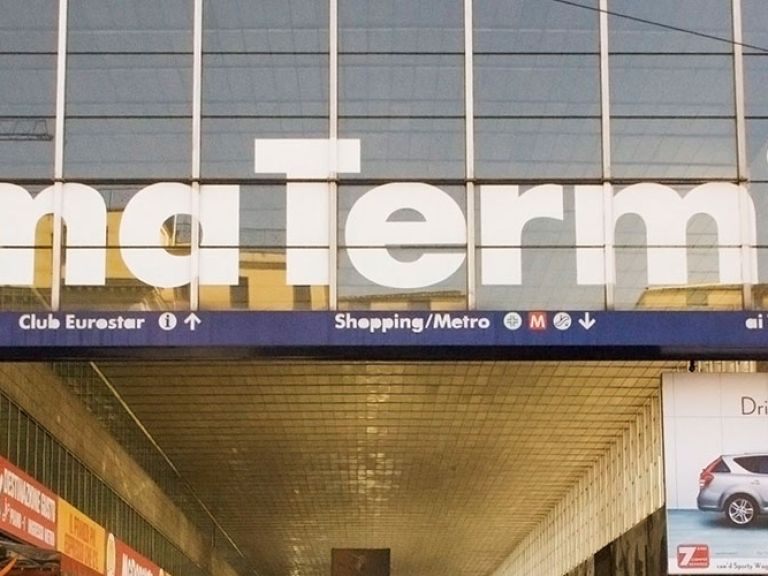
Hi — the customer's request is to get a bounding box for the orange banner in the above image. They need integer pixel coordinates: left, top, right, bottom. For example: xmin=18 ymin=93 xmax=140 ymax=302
xmin=57 ymin=499 xmax=106 ymax=574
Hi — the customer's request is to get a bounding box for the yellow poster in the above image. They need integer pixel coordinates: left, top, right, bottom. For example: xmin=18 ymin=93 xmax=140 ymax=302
xmin=57 ymin=499 xmax=106 ymax=573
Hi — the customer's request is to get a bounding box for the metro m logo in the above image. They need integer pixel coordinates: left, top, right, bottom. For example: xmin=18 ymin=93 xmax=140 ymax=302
xmin=0 ymin=183 xmax=240 ymax=288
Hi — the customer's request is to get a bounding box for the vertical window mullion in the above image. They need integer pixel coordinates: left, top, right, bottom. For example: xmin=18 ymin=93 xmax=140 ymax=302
xmin=330 ymin=0 xmax=339 ymax=309
xmin=465 ymin=0 xmax=476 ymax=309
xmin=732 ymin=0 xmax=753 ymax=309
xmin=190 ymin=0 xmax=204 ymax=311
xmin=600 ymin=0 xmax=614 ymax=311
xmin=52 ymin=0 xmax=68 ymax=311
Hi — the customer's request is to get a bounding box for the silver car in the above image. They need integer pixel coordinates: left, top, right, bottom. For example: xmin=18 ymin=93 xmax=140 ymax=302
xmin=697 ymin=453 xmax=768 ymax=526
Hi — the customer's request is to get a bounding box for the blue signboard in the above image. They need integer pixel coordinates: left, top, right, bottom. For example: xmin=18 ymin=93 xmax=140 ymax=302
xmin=1 ymin=310 xmax=768 ymax=359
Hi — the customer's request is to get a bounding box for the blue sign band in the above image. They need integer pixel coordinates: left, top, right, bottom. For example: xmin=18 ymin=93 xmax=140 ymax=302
xmin=2 ymin=311 xmax=768 ymax=359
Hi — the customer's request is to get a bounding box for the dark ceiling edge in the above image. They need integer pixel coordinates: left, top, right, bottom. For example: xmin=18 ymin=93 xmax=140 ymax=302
xmin=0 ymin=345 xmax=763 ymax=362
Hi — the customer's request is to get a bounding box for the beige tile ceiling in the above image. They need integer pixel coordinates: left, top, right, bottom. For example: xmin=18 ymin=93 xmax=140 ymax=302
xmin=96 ymin=359 xmax=685 ymax=576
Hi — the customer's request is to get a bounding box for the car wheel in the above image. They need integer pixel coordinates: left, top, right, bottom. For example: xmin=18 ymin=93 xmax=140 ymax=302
xmin=725 ymin=495 xmax=758 ymax=526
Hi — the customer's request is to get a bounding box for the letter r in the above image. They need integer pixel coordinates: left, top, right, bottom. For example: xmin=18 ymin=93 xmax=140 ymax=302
xmin=254 ymin=139 xmax=360 ymax=285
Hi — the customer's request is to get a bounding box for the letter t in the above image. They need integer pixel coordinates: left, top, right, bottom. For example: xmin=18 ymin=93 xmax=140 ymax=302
xmin=254 ymin=139 xmax=360 ymax=285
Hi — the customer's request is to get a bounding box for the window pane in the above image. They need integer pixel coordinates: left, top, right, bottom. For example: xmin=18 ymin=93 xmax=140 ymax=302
xmin=339 ymin=118 xmax=464 ymax=179
xmin=239 ymin=186 xmax=286 ymax=247
xmin=204 ymin=0 xmax=328 ymax=53
xmin=0 ymin=55 xmax=57 ymax=116
xmin=742 ymin=0 xmax=768 ymax=55
xmin=0 ymin=250 xmax=53 ymax=311
xmin=476 ymin=248 xmax=605 ymax=310
xmin=613 ymin=187 xmax=738 ymax=247
xmin=0 ymin=124 xmax=54 ymax=178
xmin=0 ymin=55 xmax=56 ymax=177
xmin=475 ymin=55 xmax=599 ymax=117
xmin=615 ymin=247 xmax=743 ymax=310
xmin=201 ymin=117 xmax=328 ymax=178
xmin=340 ymin=54 xmax=463 ymax=117
xmin=746 ymin=119 xmax=768 ymax=181
xmin=474 ymin=0 xmax=598 ymax=53
xmin=476 ymin=185 xmax=578 ymax=247
xmin=611 ymin=55 xmax=733 ymax=116
xmin=67 ymin=55 xmax=192 ymax=116
xmin=339 ymin=185 xmax=465 ymax=245
xmin=745 ymin=56 xmax=768 ymax=118
xmin=68 ymin=0 xmax=192 ymax=53
xmin=203 ymin=54 xmax=328 ymax=116
xmin=609 ymin=0 xmax=732 ymax=53
xmin=475 ymin=118 xmax=601 ymax=179
xmin=0 ymin=0 xmax=58 ymax=52
xmin=611 ymin=119 xmax=736 ymax=179
xmin=63 ymin=259 xmax=189 ymax=311
xmin=60 ymin=248 xmax=191 ymax=311
xmin=754 ymin=249 xmax=768 ymax=309
xmin=199 ymin=248 xmax=329 ymax=311
xmin=338 ymin=248 xmax=467 ymax=310
xmin=751 ymin=183 xmax=768 ymax=245
xmin=340 ymin=0 xmax=463 ymax=53
xmin=64 ymin=118 xmax=191 ymax=179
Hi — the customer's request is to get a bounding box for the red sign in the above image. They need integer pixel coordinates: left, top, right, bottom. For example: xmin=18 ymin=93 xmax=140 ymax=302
xmin=528 ymin=311 xmax=548 ymax=331
xmin=677 ymin=545 xmax=710 ymax=569
xmin=61 ymin=554 xmax=105 ymax=576
xmin=107 ymin=534 xmax=161 ymax=576
xmin=0 ymin=455 xmax=57 ymax=549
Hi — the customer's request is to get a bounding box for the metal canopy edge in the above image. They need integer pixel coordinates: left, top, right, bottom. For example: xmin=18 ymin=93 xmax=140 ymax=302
xmin=0 ymin=311 xmax=766 ymax=360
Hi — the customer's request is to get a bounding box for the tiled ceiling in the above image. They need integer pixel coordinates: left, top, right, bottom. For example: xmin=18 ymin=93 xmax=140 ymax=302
xmin=95 ymin=359 xmax=684 ymax=576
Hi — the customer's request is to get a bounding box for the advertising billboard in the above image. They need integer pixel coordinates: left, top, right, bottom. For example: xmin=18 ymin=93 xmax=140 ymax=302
xmin=663 ymin=373 xmax=768 ymax=574
xmin=57 ymin=499 xmax=106 ymax=574
xmin=0 ymin=455 xmax=57 ymax=549
xmin=106 ymin=533 xmax=161 ymax=576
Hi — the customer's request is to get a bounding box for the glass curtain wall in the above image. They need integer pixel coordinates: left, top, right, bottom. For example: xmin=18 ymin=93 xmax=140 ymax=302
xmin=0 ymin=0 xmax=758 ymax=312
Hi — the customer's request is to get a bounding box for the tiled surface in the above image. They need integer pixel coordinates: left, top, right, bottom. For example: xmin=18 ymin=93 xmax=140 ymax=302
xmin=97 ymin=360 xmax=683 ymax=576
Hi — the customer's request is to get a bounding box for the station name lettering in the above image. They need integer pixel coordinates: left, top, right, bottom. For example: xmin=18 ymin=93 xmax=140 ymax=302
xmin=0 ymin=139 xmax=756 ymax=291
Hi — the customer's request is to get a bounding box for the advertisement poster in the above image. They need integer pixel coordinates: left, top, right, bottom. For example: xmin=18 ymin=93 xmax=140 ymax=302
xmin=57 ymin=498 xmax=106 ymax=574
xmin=0 ymin=455 xmax=57 ymax=549
xmin=663 ymin=373 xmax=768 ymax=574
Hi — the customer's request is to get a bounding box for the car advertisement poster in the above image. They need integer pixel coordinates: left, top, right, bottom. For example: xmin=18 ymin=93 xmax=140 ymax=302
xmin=663 ymin=373 xmax=768 ymax=574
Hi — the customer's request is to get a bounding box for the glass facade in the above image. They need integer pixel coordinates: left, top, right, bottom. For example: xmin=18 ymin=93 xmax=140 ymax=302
xmin=0 ymin=1 xmax=763 ymax=312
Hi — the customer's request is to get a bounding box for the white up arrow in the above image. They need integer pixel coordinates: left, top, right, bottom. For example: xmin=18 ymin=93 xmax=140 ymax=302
xmin=183 ymin=313 xmax=202 ymax=331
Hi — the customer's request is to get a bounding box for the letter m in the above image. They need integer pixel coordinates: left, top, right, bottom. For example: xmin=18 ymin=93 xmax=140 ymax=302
xmin=0 ymin=183 xmax=106 ymax=285
xmin=613 ymin=183 xmax=755 ymax=285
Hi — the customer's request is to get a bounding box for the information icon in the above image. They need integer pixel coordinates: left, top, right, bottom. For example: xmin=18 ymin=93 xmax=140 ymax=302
xmin=158 ymin=313 xmax=178 ymax=331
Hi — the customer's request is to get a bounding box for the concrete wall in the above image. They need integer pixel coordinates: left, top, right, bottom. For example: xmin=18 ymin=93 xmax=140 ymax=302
xmin=0 ymin=362 xmax=239 ymax=576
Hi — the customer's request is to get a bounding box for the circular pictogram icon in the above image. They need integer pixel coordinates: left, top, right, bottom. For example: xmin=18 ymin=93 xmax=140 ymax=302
xmin=158 ymin=312 xmax=178 ymax=331
xmin=553 ymin=312 xmax=572 ymax=331
xmin=503 ymin=312 xmax=523 ymax=331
